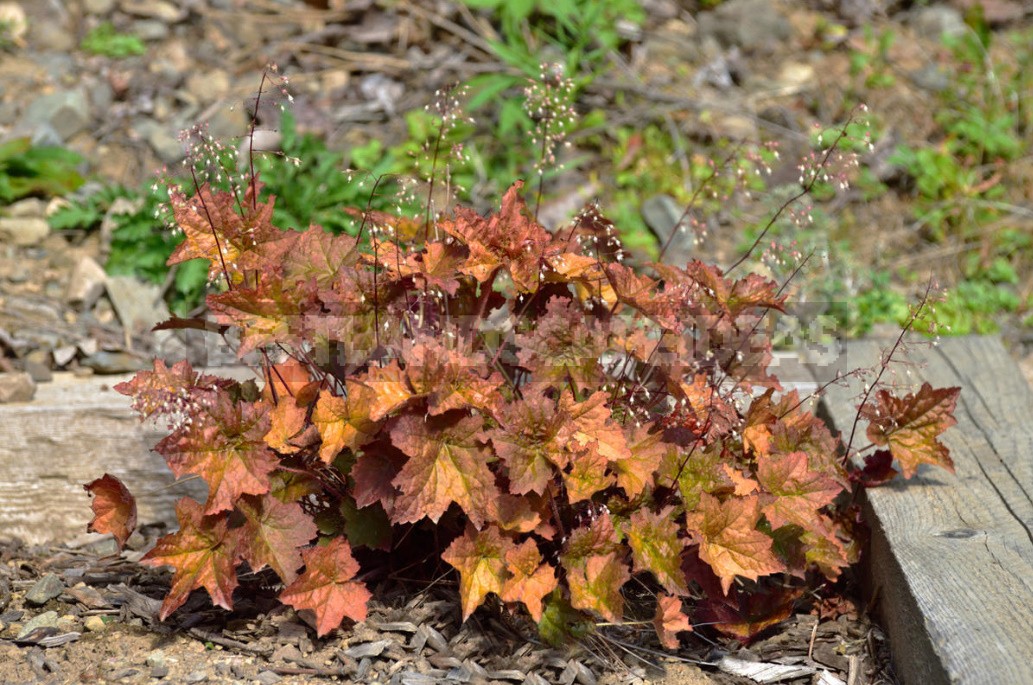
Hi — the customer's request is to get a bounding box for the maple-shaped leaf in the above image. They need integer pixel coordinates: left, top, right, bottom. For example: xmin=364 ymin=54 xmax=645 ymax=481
xmin=742 ymin=389 xmax=777 ymax=457
xmin=339 ymin=497 xmax=393 ymax=551
xmin=439 ymin=181 xmax=553 ymax=293
xmin=312 ymin=389 xmax=379 ymax=463
xmin=350 ymin=446 xmax=406 ymax=514
xmin=501 ymin=539 xmax=558 ymax=622
xmin=141 ymin=498 xmax=241 ymax=620
xmin=168 ymin=184 xmax=290 ymax=283
xmin=237 ymin=494 xmax=317 ymax=584
xmin=565 ymin=551 xmax=630 ymax=622
xmin=859 ymin=383 xmax=960 ymax=479
xmin=561 ymin=513 xmax=629 ymax=622
xmin=497 ymin=493 xmax=544 ymax=534
xmin=654 ymin=594 xmax=693 ymax=649
xmin=115 ymin=359 xmax=232 ymax=420
xmin=682 ymin=548 xmax=801 ymax=642
xmin=207 ymin=280 xmax=318 ymax=356
xmin=352 ymin=361 xmax=415 ymax=421
xmin=264 ymin=398 xmax=309 ymax=454
xmin=756 ymin=451 xmax=842 ymax=531
xmin=389 ymin=412 xmax=499 ymax=527
xmin=268 ymin=470 xmax=322 ymax=503
xmin=514 ymin=297 xmax=608 ymax=386
xmin=613 ymin=423 xmax=669 ymax=499
xmin=488 ymin=386 xmax=568 ymax=495
xmin=155 ymin=393 xmax=278 ymax=515
xmin=557 ymin=390 xmax=630 ymax=463
xmin=84 ymin=474 xmax=137 ymax=550
xmin=603 ymin=263 xmax=675 ymax=327
xmin=685 ymin=494 xmax=783 ymax=595
xmin=442 ymin=524 xmax=514 ymax=620
xmin=403 ymin=337 xmax=503 ymax=416
xmin=659 ymin=441 xmax=733 ymax=510
xmin=563 ymin=443 xmax=614 ymax=503
xmin=850 ymin=449 xmax=899 ymax=487
xmin=281 ymin=228 xmax=360 ymax=289
xmin=671 ymin=374 xmax=738 ymax=440
xmin=623 ymin=507 xmax=688 ymax=596
xmin=370 ymin=240 xmax=466 ymax=296
xmin=767 ymin=390 xmax=845 ymax=483
xmin=279 ymin=537 xmax=371 ymax=637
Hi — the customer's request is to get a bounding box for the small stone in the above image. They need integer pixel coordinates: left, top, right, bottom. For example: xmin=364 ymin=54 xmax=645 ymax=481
xmin=20 ymin=90 xmax=90 ymax=141
xmin=84 ymin=0 xmax=116 ymax=13
xmin=146 ymin=649 xmax=167 ymax=669
xmin=105 ymin=275 xmax=170 ymax=335
xmin=696 ymin=0 xmax=792 ymax=53
xmin=16 ymin=610 xmax=58 ymax=639
xmin=909 ymin=6 xmax=966 ymax=41
xmin=80 ymin=351 xmax=147 ymax=374
xmin=184 ymin=669 xmax=208 ymax=683
xmin=84 ymin=616 xmax=107 ymax=632
xmin=344 ymin=639 xmax=391 ymax=658
xmin=151 ymin=664 xmax=169 ymax=679
xmin=132 ymin=19 xmax=168 ymax=41
xmin=0 ymin=217 xmax=49 ymax=246
xmin=120 ymin=0 xmax=187 ymax=22
xmin=6 ymin=197 xmax=46 ymax=218
xmin=66 ymin=256 xmax=108 ymax=309
xmin=255 ymin=671 xmax=282 ymax=685
xmin=23 ymin=350 xmax=52 ymax=383
xmin=133 ymin=119 xmax=184 ymax=163
xmin=0 ymin=372 xmax=36 ymax=403
xmin=25 ymin=573 xmax=64 ymax=605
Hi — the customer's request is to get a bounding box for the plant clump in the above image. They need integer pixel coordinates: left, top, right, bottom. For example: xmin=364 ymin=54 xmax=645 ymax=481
xmin=86 ymin=72 xmax=960 ymax=651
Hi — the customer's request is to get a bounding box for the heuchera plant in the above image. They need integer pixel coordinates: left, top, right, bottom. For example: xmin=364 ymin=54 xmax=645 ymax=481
xmin=85 ymin=77 xmax=960 ymax=649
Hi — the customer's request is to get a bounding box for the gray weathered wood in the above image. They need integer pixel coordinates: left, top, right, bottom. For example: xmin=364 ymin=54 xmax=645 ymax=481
xmin=0 ymin=372 xmax=219 ymax=544
xmin=813 ymin=335 xmax=1033 ymax=685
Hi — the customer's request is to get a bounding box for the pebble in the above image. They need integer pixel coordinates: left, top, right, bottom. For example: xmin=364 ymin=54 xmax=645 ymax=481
xmin=84 ymin=0 xmax=116 ymax=14
xmin=146 ymin=649 xmax=167 ymax=669
xmin=132 ymin=19 xmax=170 ymax=42
xmin=20 ymin=89 xmax=90 ymax=141
xmin=184 ymin=669 xmax=209 ymax=683
xmin=0 ymin=372 xmax=37 ymax=403
xmin=25 ymin=573 xmax=64 ymax=605
xmin=120 ymin=0 xmax=187 ymax=22
xmin=16 ymin=610 xmax=58 ymax=639
xmin=696 ymin=0 xmax=792 ymax=53
xmin=84 ymin=615 xmax=107 ymax=632
xmin=0 ymin=217 xmax=50 ymax=246
xmin=255 ymin=671 xmax=282 ymax=685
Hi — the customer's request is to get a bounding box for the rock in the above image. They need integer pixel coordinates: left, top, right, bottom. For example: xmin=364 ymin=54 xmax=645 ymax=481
xmin=105 ymin=275 xmax=170 ymax=336
xmin=0 ymin=372 xmax=36 ymax=402
xmin=642 ymin=194 xmax=695 ymax=267
xmin=133 ymin=119 xmax=184 ymax=163
xmin=151 ymin=664 xmax=170 ymax=679
xmin=16 ymin=611 xmax=58 ymax=639
xmin=20 ymin=90 xmax=90 ymax=141
xmin=25 ymin=574 xmax=64 ymax=605
xmin=0 ymin=3 xmax=28 ymax=47
xmin=66 ymin=256 xmax=108 ymax=309
xmin=132 ymin=19 xmax=169 ymax=41
xmin=185 ymin=69 xmax=231 ymax=105
xmin=910 ymin=64 xmax=950 ymax=93
xmin=5 ymin=197 xmax=46 ymax=218
xmin=184 ymin=669 xmax=209 ymax=683
xmin=909 ymin=6 xmax=966 ymax=41
xmin=696 ymin=0 xmax=792 ymax=54
xmin=146 ymin=649 xmax=167 ymax=669
xmin=84 ymin=0 xmax=116 ymax=14
xmin=23 ymin=351 xmax=52 ymax=383
xmin=255 ymin=671 xmax=282 ymax=685
xmin=52 ymin=344 xmax=77 ymax=367
xmin=26 ymin=15 xmax=75 ymax=52
xmin=120 ymin=0 xmax=188 ymax=22
xmin=0 ymin=217 xmax=49 ymax=246
xmin=79 ymin=350 xmax=148 ymax=374
xmin=83 ymin=615 xmax=107 ymax=632
xmin=344 ymin=639 xmax=391 ymax=658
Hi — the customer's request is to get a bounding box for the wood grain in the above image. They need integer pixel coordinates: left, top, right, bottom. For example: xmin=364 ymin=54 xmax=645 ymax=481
xmin=812 ymin=336 xmax=1033 ymax=685
xmin=0 ymin=372 xmax=212 ymax=544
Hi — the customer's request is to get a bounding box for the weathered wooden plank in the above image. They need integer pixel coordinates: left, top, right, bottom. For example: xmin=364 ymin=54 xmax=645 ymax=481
xmin=813 ymin=336 xmax=1033 ymax=685
xmin=0 ymin=371 xmax=249 ymax=544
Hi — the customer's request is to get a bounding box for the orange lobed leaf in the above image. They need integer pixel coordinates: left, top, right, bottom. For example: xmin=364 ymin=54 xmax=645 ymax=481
xmin=611 ymin=423 xmax=669 ymax=499
xmin=557 ymin=390 xmax=630 ymax=463
xmin=654 ymin=594 xmax=693 ymax=649
xmin=155 ymin=394 xmax=279 ymax=515
xmin=237 ymin=494 xmax=318 ymax=584
xmin=141 ymin=498 xmax=241 ymax=620
xmin=403 ymin=337 xmax=503 ymax=416
xmin=501 ymin=539 xmax=558 ymax=622
xmin=488 ymin=386 xmax=570 ymax=496
xmin=624 ymin=506 xmax=689 ymax=596
xmin=84 ymin=474 xmax=137 ymax=550
xmin=442 ymin=525 xmax=514 ymax=621
xmin=860 ymin=383 xmax=960 ymax=479
xmin=561 ymin=513 xmax=630 ymax=622
xmin=279 ymin=537 xmax=371 ymax=637
xmin=388 ymin=412 xmax=499 ymax=527
xmin=563 ymin=443 xmax=614 ymax=503
xmin=685 ymin=494 xmax=783 ymax=595
xmin=352 ymin=360 xmax=414 ymax=422
xmin=312 ymin=388 xmax=379 ymax=463
xmin=756 ymin=451 xmax=843 ymax=531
